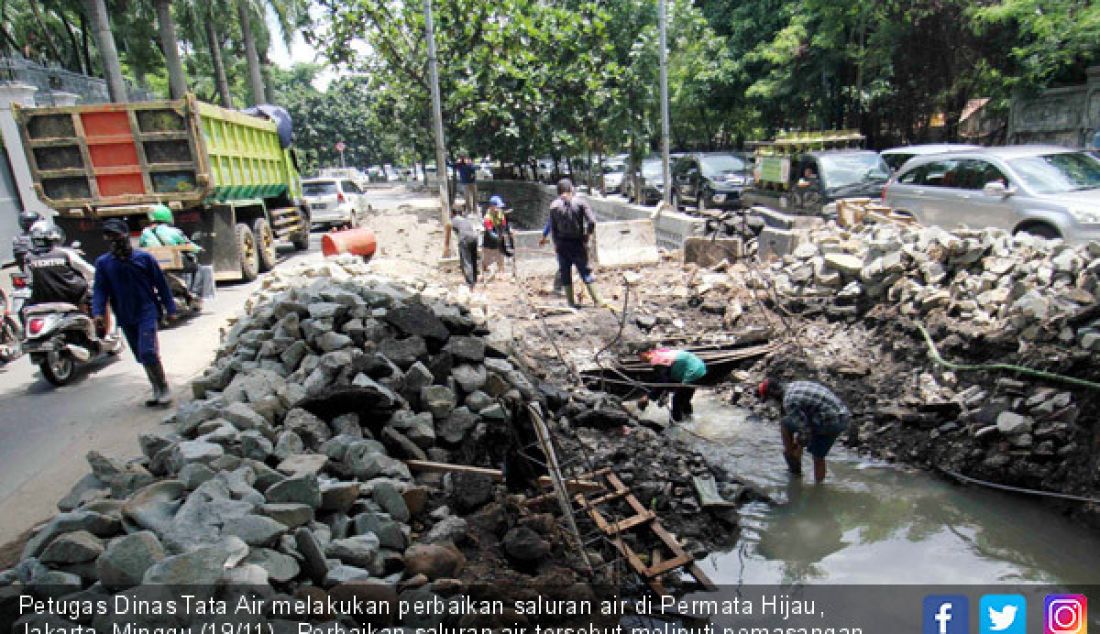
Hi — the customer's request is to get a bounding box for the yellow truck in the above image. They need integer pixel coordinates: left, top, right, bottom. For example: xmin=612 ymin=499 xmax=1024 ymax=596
xmin=743 ymin=130 xmax=889 ymax=216
xmin=15 ymin=95 xmax=309 ymax=281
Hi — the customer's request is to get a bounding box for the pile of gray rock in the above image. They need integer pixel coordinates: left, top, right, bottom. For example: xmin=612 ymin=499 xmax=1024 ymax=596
xmin=751 ymin=223 xmax=1100 ymax=350
xmin=0 ymin=257 xmax=597 ymax=629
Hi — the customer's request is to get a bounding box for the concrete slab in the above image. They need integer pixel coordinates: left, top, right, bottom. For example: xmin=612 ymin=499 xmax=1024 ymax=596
xmin=593 ymin=220 xmax=659 ymax=267
xmin=758 ymin=227 xmax=797 ymax=260
xmin=684 ymin=237 xmax=744 ymax=267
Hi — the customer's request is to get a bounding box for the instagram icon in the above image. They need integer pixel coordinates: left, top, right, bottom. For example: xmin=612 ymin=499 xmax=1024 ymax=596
xmin=1045 ymin=595 xmax=1088 ymax=634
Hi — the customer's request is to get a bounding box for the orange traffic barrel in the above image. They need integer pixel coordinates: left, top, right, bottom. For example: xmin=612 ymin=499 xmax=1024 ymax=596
xmin=322 ymin=227 xmax=377 ymax=260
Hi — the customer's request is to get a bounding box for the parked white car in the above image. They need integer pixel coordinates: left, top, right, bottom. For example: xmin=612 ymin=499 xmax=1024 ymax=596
xmin=302 ymin=178 xmax=369 ymax=229
xmin=601 ymin=160 xmax=626 ymax=193
xmin=884 ymin=145 xmax=1100 ymax=243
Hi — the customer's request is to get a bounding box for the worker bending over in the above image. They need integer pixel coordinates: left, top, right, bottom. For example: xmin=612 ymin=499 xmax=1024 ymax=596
xmin=757 ymin=378 xmax=850 ymax=483
xmin=638 ymin=347 xmax=707 ymax=423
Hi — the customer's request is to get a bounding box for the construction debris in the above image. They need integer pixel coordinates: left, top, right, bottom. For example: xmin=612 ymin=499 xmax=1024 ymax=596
xmin=2 ymin=254 xmax=747 ymax=629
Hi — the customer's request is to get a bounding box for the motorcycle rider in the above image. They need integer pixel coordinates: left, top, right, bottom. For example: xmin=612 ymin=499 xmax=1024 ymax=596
xmin=138 ymin=203 xmax=209 ymax=304
xmin=24 ymin=221 xmax=95 ymax=310
xmin=93 ymin=218 xmax=177 ymax=407
xmin=11 ymin=210 xmax=42 ymax=272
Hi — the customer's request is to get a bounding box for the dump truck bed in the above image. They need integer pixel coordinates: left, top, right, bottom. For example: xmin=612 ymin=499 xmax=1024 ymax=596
xmin=16 ymin=95 xmax=301 ymax=210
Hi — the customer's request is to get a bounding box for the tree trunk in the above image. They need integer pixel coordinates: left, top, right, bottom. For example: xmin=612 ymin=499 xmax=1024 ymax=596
xmin=154 ymin=0 xmax=187 ymax=99
xmin=236 ymin=1 xmax=266 ymax=104
xmin=204 ymin=16 xmax=232 ymax=108
xmin=82 ymin=0 xmax=126 ymax=102
xmin=79 ymin=12 xmax=93 ymax=77
xmin=29 ymin=0 xmax=65 ymax=67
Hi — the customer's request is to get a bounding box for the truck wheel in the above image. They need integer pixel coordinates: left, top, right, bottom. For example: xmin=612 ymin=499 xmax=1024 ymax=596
xmin=235 ymin=223 xmax=260 ymax=282
xmin=253 ymin=218 xmax=277 ymax=272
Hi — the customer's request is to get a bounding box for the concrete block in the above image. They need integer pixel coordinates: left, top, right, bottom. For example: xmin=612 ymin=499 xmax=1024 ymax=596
xmin=593 ymin=220 xmax=659 ymax=267
xmin=683 ymin=237 xmax=744 ymax=267
xmin=758 ymin=227 xmax=797 ymax=260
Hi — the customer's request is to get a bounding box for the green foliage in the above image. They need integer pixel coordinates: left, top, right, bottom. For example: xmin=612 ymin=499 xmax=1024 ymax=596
xmin=5 ymin=0 xmax=1100 ymax=155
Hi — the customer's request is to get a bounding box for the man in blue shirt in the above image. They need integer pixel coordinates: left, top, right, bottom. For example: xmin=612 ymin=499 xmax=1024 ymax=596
xmin=92 ymin=218 xmax=178 ymax=407
xmin=456 ymin=156 xmax=478 ymax=215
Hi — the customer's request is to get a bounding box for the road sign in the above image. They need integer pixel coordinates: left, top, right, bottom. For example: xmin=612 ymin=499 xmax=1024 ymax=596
xmin=335 ymin=141 xmax=346 ymax=153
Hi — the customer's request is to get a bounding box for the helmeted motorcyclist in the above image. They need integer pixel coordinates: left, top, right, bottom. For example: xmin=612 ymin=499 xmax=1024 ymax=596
xmin=139 ymin=204 xmax=208 ymax=303
xmin=11 ymin=210 xmax=42 ymax=271
xmin=24 ymin=220 xmax=95 ymax=309
xmin=139 ymin=204 xmax=198 ymax=251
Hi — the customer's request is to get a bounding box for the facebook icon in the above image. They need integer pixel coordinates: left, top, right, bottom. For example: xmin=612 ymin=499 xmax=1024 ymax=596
xmin=924 ymin=596 xmax=970 ymax=634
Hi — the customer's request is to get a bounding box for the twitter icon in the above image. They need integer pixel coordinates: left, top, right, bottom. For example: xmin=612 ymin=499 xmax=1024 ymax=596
xmin=981 ymin=595 xmax=1027 ymax=634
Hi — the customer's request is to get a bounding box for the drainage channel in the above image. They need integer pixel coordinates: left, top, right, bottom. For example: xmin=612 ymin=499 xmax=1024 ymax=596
xmin=645 ymin=393 xmax=1100 ymax=585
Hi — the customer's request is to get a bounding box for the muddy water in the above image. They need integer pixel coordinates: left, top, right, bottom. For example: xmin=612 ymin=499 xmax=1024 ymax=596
xmin=662 ymin=393 xmax=1100 ymax=585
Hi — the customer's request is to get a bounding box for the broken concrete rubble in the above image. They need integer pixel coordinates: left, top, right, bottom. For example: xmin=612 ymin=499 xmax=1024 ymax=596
xmin=2 ymin=255 xmax=740 ymax=626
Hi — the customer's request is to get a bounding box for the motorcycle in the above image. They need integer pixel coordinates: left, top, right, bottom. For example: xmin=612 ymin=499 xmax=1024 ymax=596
xmin=9 ymin=270 xmax=31 ymax=320
xmin=0 ymin=280 xmax=21 ymax=363
xmin=22 ymin=302 xmax=122 ymax=385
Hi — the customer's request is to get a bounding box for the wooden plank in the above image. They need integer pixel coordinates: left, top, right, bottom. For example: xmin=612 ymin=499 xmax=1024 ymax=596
xmin=606 ymin=474 xmax=650 ymax=517
xmin=645 ymin=553 xmax=694 ymax=577
xmin=650 ymin=522 xmax=689 ymax=557
xmin=600 ymin=511 xmax=655 ymax=535
xmin=575 ymin=488 xmax=630 ymax=509
xmin=404 ymin=459 xmax=602 ymax=493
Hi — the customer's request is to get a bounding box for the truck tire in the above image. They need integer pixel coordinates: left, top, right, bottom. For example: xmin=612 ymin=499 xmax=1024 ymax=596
xmin=253 ymin=218 xmax=277 ymax=272
xmin=292 ymin=207 xmax=310 ymax=251
xmin=235 ymin=223 xmax=260 ymax=282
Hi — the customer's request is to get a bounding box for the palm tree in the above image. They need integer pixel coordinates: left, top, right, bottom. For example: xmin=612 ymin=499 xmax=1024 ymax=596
xmin=204 ymin=8 xmax=233 ymax=107
xmin=153 ymin=0 xmax=188 ymax=99
xmin=235 ymin=0 xmax=304 ymax=105
xmin=236 ymin=0 xmax=267 ymax=104
xmin=82 ymin=0 xmax=127 ymax=101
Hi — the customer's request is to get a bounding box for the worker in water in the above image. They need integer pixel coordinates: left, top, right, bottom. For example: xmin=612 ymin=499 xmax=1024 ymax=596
xmin=757 ymin=378 xmax=850 ymax=483
xmin=450 ymin=204 xmax=480 ymax=290
xmin=481 ymin=195 xmax=513 ymax=279
xmin=94 ymin=218 xmax=177 ymax=407
xmin=637 ymin=347 xmax=707 ymax=423
xmin=539 ymin=178 xmax=610 ymax=309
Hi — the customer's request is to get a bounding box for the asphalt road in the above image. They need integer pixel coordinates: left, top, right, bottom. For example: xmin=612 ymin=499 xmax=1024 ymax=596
xmin=0 ymin=242 xmax=321 ymax=548
xmin=0 ymin=187 xmax=421 ymax=549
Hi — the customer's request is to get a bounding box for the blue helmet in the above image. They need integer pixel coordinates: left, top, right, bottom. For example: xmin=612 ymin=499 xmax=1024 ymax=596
xmin=489 ymin=195 xmax=505 ymax=208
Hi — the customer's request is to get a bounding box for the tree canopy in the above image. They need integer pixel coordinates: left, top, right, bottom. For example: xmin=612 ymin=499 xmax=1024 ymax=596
xmin=5 ymin=0 xmax=1100 ymax=170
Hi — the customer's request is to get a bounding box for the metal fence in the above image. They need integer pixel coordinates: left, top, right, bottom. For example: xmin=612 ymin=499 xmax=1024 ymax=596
xmin=0 ymin=54 xmax=154 ymax=105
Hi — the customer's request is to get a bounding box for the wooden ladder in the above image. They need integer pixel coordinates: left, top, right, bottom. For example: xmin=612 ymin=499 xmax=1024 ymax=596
xmin=538 ymin=467 xmax=716 ymax=596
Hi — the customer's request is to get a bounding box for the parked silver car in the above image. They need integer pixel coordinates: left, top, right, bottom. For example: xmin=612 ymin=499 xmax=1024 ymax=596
xmin=884 ymin=146 xmax=1100 ymax=243
xmin=880 ymin=143 xmax=979 ymax=172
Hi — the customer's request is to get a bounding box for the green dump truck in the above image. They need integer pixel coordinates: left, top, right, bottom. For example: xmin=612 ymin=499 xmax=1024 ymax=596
xmin=14 ymin=95 xmax=310 ymax=281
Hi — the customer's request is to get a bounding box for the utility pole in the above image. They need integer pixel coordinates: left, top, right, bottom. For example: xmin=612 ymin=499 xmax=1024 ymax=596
xmin=425 ymin=0 xmax=452 ymax=258
xmin=658 ymin=0 xmax=671 ymax=210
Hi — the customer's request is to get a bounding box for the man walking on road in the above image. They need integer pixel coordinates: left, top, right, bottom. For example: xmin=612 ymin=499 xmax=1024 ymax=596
xmin=93 ymin=218 xmax=177 ymax=407
xmin=457 ymin=157 xmax=478 ymax=215
xmin=539 ymin=178 xmax=610 ymax=309
xmin=451 ymin=205 xmax=480 ymax=290
xmin=757 ymin=378 xmax=850 ymax=483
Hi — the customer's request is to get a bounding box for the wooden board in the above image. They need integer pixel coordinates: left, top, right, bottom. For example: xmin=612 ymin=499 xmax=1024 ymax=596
xmin=403 ymin=459 xmax=602 ymax=493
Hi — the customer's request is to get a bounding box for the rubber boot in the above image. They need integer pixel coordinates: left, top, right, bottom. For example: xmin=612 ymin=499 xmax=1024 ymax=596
xmin=143 ymin=364 xmax=161 ymax=407
xmin=584 ymin=282 xmax=613 ymax=310
xmin=145 ymin=360 xmax=173 ymax=407
xmin=563 ymin=284 xmax=579 ymax=308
